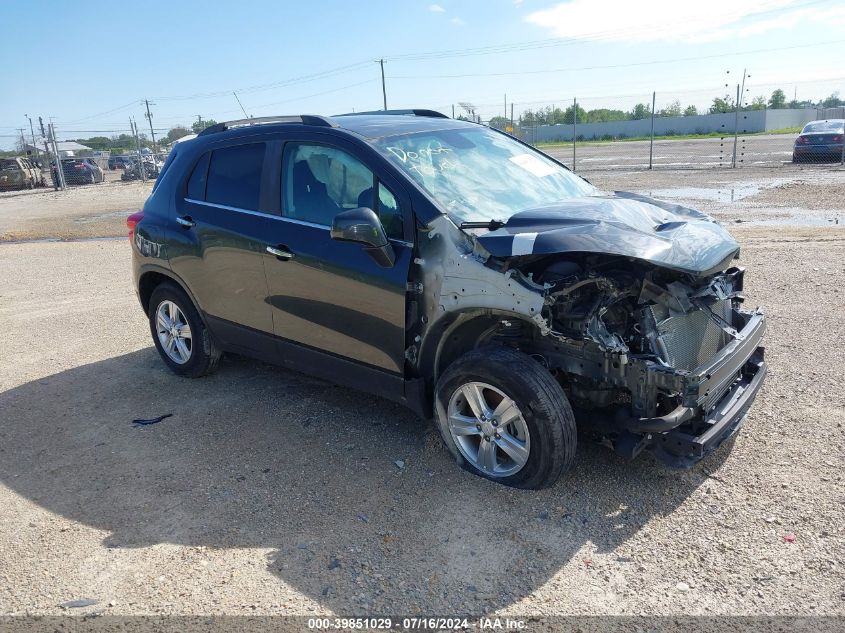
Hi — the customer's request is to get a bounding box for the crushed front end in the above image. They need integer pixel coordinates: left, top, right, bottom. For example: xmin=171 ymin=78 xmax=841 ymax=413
xmin=519 ymin=260 xmax=767 ymax=467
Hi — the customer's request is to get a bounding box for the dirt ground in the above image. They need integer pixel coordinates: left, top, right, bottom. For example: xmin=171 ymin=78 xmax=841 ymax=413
xmin=0 ymin=164 xmax=843 ymax=619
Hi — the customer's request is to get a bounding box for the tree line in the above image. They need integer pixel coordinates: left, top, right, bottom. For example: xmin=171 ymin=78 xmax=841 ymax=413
xmin=488 ymin=89 xmax=843 ymax=129
xmin=63 ymin=118 xmax=219 ymax=155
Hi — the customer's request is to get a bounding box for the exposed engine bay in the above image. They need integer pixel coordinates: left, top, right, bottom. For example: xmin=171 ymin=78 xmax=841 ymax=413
xmin=411 ymin=212 xmax=767 ymax=467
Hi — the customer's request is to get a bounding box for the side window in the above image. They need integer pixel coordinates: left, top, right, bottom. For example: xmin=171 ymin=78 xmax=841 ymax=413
xmin=186 ymin=152 xmax=210 ymax=200
xmin=377 ymin=182 xmax=403 ymax=241
xmin=283 ymin=143 xmax=403 ymax=239
xmin=205 ymin=143 xmax=265 ymax=210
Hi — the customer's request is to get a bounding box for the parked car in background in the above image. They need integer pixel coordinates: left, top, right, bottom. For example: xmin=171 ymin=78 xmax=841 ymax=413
xmin=0 ymin=156 xmax=44 ymax=190
xmin=108 ymin=156 xmax=133 ymax=170
xmin=61 ymin=157 xmax=105 ymax=185
xmin=793 ymin=119 xmax=844 ymax=163
xmin=129 ymin=111 xmax=767 ymax=489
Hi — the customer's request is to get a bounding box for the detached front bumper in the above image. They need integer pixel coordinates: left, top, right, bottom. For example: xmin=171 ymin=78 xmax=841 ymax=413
xmin=626 ymin=309 xmax=768 ymax=467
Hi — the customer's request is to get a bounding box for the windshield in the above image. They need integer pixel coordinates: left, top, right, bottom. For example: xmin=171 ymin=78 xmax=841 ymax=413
xmin=374 ymin=126 xmax=595 ymax=223
xmin=0 ymin=159 xmax=19 ymax=171
xmin=802 ymin=120 xmax=844 ymax=134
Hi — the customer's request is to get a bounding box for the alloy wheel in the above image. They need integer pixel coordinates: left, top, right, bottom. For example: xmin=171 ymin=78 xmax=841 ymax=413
xmin=155 ymin=300 xmax=193 ymax=364
xmin=447 ymin=381 xmax=531 ymax=477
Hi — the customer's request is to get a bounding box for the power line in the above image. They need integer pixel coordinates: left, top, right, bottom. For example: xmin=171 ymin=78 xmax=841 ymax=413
xmin=387 ymin=39 xmax=845 ymax=80
xmin=151 ymin=60 xmax=374 ymax=102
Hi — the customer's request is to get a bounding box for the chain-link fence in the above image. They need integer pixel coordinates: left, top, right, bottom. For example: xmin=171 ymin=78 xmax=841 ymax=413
xmin=483 ymin=89 xmax=845 ymax=172
xmin=3 ymin=89 xmax=843 ymax=192
xmin=2 ymin=120 xmax=173 ymax=191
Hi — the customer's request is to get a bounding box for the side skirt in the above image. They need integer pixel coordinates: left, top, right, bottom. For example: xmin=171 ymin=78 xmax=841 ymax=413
xmin=205 ymin=314 xmax=429 ymax=418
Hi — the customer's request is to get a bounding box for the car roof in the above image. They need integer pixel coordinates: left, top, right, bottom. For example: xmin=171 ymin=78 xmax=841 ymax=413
xmin=331 ymin=114 xmax=479 ymax=139
xmin=193 ymin=111 xmax=481 ymax=144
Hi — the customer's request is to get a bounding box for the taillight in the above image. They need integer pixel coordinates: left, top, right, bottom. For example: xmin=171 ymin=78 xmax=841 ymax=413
xmin=795 ymin=135 xmax=808 ymax=144
xmin=75 ymin=164 xmax=86 ymax=170
xmin=127 ymin=211 xmax=144 ymax=241
xmin=833 ymin=134 xmax=843 ymax=142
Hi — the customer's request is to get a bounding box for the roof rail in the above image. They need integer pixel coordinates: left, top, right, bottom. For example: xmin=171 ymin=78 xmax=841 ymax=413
xmin=198 ymin=115 xmax=337 ymax=136
xmin=335 ymin=109 xmax=450 ymax=119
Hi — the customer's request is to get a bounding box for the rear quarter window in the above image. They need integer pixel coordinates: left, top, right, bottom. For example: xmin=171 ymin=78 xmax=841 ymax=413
xmin=205 ymin=143 xmax=266 ymax=210
xmin=186 ymin=152 xmax=210 ymax=200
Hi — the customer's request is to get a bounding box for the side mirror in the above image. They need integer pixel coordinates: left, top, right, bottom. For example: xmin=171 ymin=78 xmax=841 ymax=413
xmin=330 ymin=207 xmax=395 ymax=267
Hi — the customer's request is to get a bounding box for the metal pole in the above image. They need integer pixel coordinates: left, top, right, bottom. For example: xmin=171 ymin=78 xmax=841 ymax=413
xmin=26 ymin=115 xmax=38 ymax=159
xmin=18 ymin=129 xmax=26 ymax=153
xmin=48 ymin=123 xmax=66 ymax=190
xmin=841 ymin=118 xmax=845 ymax=166
xmin=144 ymin=99 xmax=157 ymax=153
xmin=379 ymin=59 xmax=387 ymax=110
xmin=451 ymin=104 xmax=455 ymax=118
xmin=732 ymin=83 xmax=741 ymax=168
xmin=132 ymin=118 xmax=146 ymax=183
xmin=510 ymin=103 xmax=514 ymax=132
xmin=504 ymin=93 xmax=507 ymax=121
xmin=572 ymin=97 xmax=577 ymax=172
xmin=233 ymin=91 xmax=249 ymax=118
xmin=649 ymin=91 xmax=656 ymax=170
xmin=38 ymin=117 xmax=50 ymax=164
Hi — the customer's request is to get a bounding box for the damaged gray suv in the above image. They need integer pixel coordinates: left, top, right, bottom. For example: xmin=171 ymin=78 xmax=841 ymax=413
xmin=130 ymin=110 xmax=766 ymax=489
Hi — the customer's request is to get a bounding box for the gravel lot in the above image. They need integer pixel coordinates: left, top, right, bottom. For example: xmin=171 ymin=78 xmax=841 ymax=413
xmin=0 ymin=164 xmax=843 ymax=618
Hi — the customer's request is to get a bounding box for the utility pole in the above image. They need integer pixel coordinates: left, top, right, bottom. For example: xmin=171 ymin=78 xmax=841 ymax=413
xmin=18 ymin=129 xmax=26 ymax=153
xmin=131 ymin=118 xmax=146 ymax=183
xmin=510 ymin=103 xmax=514 ymax=132
xmin=378 ymin=59 xmax=387 ymax=110
xmin=48 ymin=123 xmax=66 ymax=190
xmin=504 ymin=93 xmax=507 ymax=121
xmin=649 ymin=91 xmax=656 ymax=170
xmin=451 ymin=104 xmax=455 ymax=118
xmin=144 ymin=99 xmax=157 ymax=153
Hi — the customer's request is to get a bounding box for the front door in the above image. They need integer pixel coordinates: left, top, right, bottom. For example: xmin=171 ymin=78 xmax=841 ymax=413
xmin=263 ymin=138 xmax=413 ymax=375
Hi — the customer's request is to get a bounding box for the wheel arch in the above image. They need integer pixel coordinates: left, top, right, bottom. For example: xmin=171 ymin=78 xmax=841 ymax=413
xmin=137 ymin=266 xmax=206 ymax=328
xmin=417 ymin=309 xmax=545 ymax=385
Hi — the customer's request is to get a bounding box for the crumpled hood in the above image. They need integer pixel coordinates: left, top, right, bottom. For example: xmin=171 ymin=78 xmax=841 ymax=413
xmin=473 ymin=191 xmax=740 ymax=276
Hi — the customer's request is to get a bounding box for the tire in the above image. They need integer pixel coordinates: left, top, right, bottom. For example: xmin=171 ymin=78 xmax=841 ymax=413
xmin=148 ymin=282 xmax=221 ymax=378
xmin=88 ymin=172 xmax=96 ymax=185
xmin=434 ymin=346 xmax=576 ymax=489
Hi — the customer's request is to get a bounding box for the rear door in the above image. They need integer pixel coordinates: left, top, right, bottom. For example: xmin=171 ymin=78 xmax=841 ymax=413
xmin=263 ymin=135 xmax=413 ymax=375
xmin=167 ymin=140 xmax=280 ymax=356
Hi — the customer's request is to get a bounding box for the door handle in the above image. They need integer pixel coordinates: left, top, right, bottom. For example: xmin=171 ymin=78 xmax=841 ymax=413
xmin=176 ymin=215 xmax=195 ymax=228
xmin=266 ymin=245 xmax=294 ymax=260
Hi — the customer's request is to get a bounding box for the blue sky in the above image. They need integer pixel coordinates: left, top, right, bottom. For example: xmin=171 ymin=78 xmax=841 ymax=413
xmin=1 ymin=0 xmax=844 ymax=148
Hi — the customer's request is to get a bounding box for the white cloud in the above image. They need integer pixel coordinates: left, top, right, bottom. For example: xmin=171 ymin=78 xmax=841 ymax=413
xmin=428 ymin=3 xmax=445 ymax=12
xmin=451 ymin=16 xmax=466 ymax=25
xmin=524 ymin=0 xmax=837 ymax=43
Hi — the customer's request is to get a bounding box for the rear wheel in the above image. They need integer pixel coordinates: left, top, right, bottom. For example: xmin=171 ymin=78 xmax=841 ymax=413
xmin=148 ymin=282 xmax=221 ymax=378
xmin=434 ymin=346 xmax=577 ymax=489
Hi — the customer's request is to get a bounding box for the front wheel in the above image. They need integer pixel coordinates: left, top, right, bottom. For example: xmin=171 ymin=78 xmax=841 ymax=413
xmin=148 ymin=282 xmax=221 ymax=378
xmin=434 ymin=346 xmax=576 ymax=489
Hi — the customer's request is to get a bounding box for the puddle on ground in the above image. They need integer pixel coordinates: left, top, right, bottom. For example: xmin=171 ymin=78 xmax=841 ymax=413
xmin=645 ymin=185 xmax=762 ymax=203
xmin=735 ymin=215 xmax=842 ymax=227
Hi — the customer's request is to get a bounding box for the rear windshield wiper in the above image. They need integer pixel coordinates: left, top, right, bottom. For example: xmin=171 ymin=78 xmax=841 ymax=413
xmin=459 ymin=220 xmax=505 ymax=230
